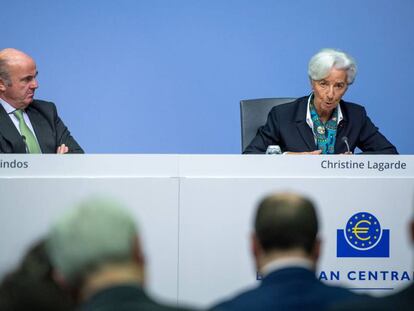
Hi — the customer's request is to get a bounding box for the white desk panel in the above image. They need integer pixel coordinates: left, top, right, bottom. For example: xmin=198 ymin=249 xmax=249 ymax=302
xmin=0 ymin=154 xmax=179 ymax=177
xmin=177 ymin=177 xmax=414 ymax=307
xmin=0 ymin=177 xmax=180 ymax=304
xmin=1 ymin=155 xmax=413 ymax=308
xmin=178 ymin=155 xmax=413 ymax=178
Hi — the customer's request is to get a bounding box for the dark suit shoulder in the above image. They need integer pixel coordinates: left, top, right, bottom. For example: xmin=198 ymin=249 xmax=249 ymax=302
xmin=339 ymin=99 xmax=366 ymax=114
xmin=211 ymin=268 xmax=364 ymax=311
xmin=210 ymin=284 xmax=264 ymax=311
xmin=26 ymin=100 xmax=58 ymax=122
xmin=31 ymin=99 xmax=55 ymax=106
xmin=27 ymin=99 xmax=84 ymax=153
xmin=28 ymin=99 xmax=57 ymax=112
xmin=81 ymin=285 xmax=196 ymax=311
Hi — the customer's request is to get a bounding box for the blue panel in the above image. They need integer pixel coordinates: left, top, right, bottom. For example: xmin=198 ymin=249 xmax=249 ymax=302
xmin=337 ymin=230 xmax=390 ymax=258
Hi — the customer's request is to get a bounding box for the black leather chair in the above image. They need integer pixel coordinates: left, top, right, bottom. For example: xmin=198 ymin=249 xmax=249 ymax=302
xmin=240 ymin=97 xmax=296 ymax=152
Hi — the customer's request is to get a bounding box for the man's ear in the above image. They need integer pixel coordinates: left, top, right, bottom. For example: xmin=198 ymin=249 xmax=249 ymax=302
xmin=251 ymin=232 xmax=264 ymax=270
xmin=132 ymin=235 xmax=145 ymax=267
xmin=132 ymin=235 xmax=146 ymax=285
xmin=52 ymin=269 xmax=70 ymax=289
xmin=311 ymin=237 xmax=321 ymax=264
xmin=0 ymin=79 xmax=7 ymax=92
xmin=251 ymin=232 xmax=259 ymax=257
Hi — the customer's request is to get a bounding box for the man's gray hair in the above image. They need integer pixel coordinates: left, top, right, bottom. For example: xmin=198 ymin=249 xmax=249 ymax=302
xmin=308 ymin=48 xmax=357 ymax=84
xmin=47 ymin=197 xmax=138 ymax=284
xmin=0 ymin=58 xmax=11 ymax=86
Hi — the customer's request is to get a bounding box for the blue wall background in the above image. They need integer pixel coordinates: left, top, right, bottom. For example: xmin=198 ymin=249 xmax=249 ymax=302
xmin=3 ymin=0 xmax=414 ymax=153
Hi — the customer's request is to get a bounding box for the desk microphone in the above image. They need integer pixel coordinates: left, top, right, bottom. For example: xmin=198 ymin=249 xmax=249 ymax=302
xmin=341 ymin=136 xmax=351 ymax=153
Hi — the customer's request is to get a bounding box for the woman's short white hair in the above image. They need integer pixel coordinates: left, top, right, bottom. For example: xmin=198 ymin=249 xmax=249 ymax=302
xmin=308 ymin=48 xmax=357 ymax=84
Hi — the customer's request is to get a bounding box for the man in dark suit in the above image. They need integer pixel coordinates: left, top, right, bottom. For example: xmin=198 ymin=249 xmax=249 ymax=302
xmin=244 ymin=49 xmax=397 ymax=155
xmin=0 ymin=48 xmax=83 ymax=153
xmin=47 ymin=197 xmax=194 ymax=311
xmin=211 ymin=192 xmax=366 ymax=311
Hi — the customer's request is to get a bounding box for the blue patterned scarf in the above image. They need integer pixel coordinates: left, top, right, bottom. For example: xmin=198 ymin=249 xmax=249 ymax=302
xmin=309 ymin=101 xmax=338 ymax=154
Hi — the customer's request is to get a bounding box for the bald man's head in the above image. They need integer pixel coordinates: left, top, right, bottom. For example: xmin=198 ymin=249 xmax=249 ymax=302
xmin=0 ymin=48 xmax=34 ymax=61
xmin=254 ymin=193 xmax=318 ymax=255
xmin=0 ymin=49 xmax=33 ymax=83
xmin=0 ymin=48 xmax=38 ymax=109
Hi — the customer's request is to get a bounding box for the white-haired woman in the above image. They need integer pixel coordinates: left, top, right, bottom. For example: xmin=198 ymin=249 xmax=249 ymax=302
xmin=244 ymin=48 xmax=398 ymax=154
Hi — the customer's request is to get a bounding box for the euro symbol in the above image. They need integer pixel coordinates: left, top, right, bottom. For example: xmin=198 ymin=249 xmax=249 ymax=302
xmin=352 ymin=220 xmax=370 ymax=241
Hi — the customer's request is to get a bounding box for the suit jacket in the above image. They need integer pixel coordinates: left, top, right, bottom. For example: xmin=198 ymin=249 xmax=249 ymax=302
xmin=80 ymin=285 xmax=195 ymax=311
xmin=0 ymin=99 xmax=84 ymax=153
xmin=244 ymin=96 xmax=398 ymax=154
xmin=211 ymin=267 xmax=367 ymax=311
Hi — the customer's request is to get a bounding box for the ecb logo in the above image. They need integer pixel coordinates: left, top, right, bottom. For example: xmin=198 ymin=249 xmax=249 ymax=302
xmin=337 ymin=212 xmax=389 ymax=257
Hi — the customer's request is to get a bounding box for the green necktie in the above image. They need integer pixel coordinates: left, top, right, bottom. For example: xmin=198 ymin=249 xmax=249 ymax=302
xmin=13 ymin=110 xmax=42 ymax=154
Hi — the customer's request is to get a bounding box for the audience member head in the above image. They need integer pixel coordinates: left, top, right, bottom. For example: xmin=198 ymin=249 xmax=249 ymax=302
xmin=0 ymin=239 xmax=74 ymax=311
xmin=252 ymin=192 xmax=320 ymax=271
xmin=46 ymin=197 xmax=145 ymax=301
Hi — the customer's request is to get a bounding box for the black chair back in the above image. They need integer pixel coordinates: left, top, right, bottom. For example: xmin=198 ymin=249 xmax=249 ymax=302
xmin=240 ymin=98 xmax=296 ymax=152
